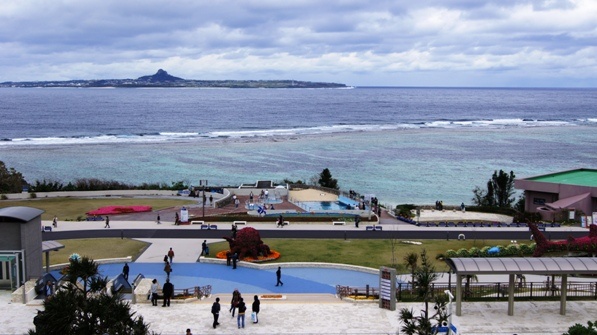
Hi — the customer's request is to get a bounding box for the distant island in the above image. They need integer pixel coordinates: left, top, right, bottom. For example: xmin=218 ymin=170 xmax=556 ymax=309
xmin=0 ymin=69 xmax=349 ymax=89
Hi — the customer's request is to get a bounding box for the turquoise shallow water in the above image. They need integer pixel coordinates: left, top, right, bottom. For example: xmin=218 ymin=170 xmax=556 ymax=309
xmin=1 ymin=87 xmax=596 ymax=206
xmin=3 ymin=126 xmax=596 ymax=207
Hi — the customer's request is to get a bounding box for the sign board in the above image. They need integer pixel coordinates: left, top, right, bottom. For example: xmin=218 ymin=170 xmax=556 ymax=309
xmin=180 ymin=207 xmax=189 ymax=223
xmin=568 ymin=209 xmax=575 ymax=220
xmin=379 ymin=266 xmax=396 ymax=311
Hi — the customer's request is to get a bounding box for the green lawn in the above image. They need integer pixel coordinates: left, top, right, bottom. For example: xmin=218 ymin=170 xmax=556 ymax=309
xmin=207 ymin=238 xmax=517 ymax=272
xmin=46 ymin=238 xmax=149 ymax=266
xmin=46 ymin=237 xmax=520 ymax=272
xmin=0 ymin=198 xmax=195 ymax=220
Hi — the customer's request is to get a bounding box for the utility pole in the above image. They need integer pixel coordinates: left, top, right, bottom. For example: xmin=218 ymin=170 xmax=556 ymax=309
xmin=200 ymin=180 xmax=208 ymax=218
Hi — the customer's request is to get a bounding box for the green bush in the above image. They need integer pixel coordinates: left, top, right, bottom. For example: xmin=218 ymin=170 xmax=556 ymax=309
xmin=445 ymin=249 xmax=457 ymax=258
xmin=480 ymin=246 xmax=491 ymax=257
xmin=468 ymin=247 xmax=480 ymax=257
xmin=504 ymin=244 xmax=520 ymax=256
xmin=456 ymin=248 xmax=470 ymax=257
xmin=29 ymin=192 xmax=37 ymax=199
xmin=0 ymin=194 xmax=7 ymax=200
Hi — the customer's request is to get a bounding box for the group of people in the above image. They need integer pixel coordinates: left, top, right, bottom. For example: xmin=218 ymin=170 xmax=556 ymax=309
xmin=150 ymin=278 xmax=174 ymax=307
xmin=211 ymin=289 xmax=261 ymax=329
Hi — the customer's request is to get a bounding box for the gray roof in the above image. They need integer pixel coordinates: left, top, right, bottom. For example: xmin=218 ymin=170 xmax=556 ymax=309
xmin=446 ymin=257 xmax=597 ymax=276
xmin=42 ymin=240 xmax=65 ymax=252
xmin=0 ymin=206 xmax=44 ymax=222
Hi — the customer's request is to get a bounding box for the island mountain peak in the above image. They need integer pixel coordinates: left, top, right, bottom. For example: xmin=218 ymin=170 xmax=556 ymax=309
xmin=137 ymin=69 xmax=184 ymax=82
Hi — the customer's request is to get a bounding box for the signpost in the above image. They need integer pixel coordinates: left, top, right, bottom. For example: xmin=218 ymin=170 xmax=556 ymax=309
xmin=379 ymin=266 xmax=396 ymax=311
xmin=200 ymin=180 xmax=208 ymax=218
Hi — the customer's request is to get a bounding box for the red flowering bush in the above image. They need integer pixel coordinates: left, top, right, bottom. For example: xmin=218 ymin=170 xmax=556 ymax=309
xmin=223 ymin=227 xmax=273 ymax=260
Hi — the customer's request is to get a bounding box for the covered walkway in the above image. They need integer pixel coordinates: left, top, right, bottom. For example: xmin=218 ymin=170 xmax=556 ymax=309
xmin=445 ymin=257 xmax=597 ymax=316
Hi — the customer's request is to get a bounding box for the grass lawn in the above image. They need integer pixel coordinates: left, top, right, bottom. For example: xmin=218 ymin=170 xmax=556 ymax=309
xmin=0 ymin=198 xmax=195 ymax=220
xmin=207 ymin=238 xmax=519 ymax=272
xmin=45 ymin=238 xmax=149 ymax=266
xmin=44 ymin=237 xmax=523 ymax=272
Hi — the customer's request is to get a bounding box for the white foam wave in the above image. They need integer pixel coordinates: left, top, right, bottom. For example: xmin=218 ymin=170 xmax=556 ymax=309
xmin=0 ymin=119 xmax=587 ymax=147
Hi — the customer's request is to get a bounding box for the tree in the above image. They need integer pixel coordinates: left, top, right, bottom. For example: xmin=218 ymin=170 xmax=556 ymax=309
xmin=0 ymin=160 xmax=26 ymax=194
xmin=29 ymin=256 xmax=154 ymax=335
xmin=399 ymin=249 xmax=447 ymax=335
xmin=318 ymin=168 xmax=339 ymax=189
xmin=403 ymin=252 xmax=419 ymax=286
xmin=471 ymin=169 xmax=516 ymax=208
xmin=563 ymin=320 xmax=597 ymax=335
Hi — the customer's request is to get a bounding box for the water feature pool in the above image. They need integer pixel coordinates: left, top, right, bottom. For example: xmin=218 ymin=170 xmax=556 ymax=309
xmin=53 ymin=263 xmax=403 ymax=294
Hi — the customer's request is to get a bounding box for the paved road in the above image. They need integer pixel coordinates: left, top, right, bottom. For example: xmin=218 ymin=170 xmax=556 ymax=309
xmin=42 ymin=225 xmax=589 ymax=241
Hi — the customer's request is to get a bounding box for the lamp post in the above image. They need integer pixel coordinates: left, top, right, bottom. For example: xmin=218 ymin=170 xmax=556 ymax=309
xmin=200 ymin=180 xmax=208 ymax=218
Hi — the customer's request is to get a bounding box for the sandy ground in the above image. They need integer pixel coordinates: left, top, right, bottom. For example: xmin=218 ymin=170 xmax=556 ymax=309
xmin=288 ymin=189 xmax=339 ymax=202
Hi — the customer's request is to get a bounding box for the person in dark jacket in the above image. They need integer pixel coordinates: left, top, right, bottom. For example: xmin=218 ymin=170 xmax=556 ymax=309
xmin=230 ymin=289 xmax=241 ymax=316
xmin=252 ymin=295 xmax=260 ymax=324
xmin=162 ymin=278 xmax=174 ymax=307
xmin=236 ymin=297 xmax=247 ymax=329
xmin=211 ymin=297 xmax=221 ymax=329
xmin=122 ymin=262 xmax=129 ymax=281
xmin=276 ymin=266 xmax=284 ymax=286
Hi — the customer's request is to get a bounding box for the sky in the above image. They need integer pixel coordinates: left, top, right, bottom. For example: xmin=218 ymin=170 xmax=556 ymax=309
xmin=0 ymin=0 xmax=596 ymax=87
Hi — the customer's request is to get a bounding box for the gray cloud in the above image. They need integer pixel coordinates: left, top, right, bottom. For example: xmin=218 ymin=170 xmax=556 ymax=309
xmin=0 ymin=0 xmax=595 ymax=86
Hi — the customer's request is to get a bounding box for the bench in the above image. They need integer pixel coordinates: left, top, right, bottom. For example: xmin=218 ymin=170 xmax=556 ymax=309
xmin=233 ymin=221 xmax=247 ymax=225
xmin=201 ymin=224 xmax=218 ymax=230
xmin=365 ymin=226 xmax=383 ymax=231
xmin=332 ymin=221 xmax=346 ymax=226
xmin=191 ymin=220 xmax=205 ymax=225
xmin=42 ymin=226 xmax=52 ymax=232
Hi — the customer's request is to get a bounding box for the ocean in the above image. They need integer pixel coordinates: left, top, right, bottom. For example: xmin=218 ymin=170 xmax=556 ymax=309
xmin=1 ymin=87 xmax=596 ymax=207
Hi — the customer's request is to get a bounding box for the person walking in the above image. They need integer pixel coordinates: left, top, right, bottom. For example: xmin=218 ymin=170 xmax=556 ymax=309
xmin=150 ymin=279 xmax=159 ymax=306
xmin=164 ymin=261 xmax=172 ymax=279
xmin=104 ymin=216 xmax=110 ymax=228
xmin=237 ymin=297 xmax=247 ymax=329
xmin=230 ymin=289 xmax=241 ymax=316
xmin=251 ymin=295 xmax=260 ymax=324
xmin=122 ymin=262 xmax=129 ymax=281
xmin=201 ymin=240 xmax=208 ymax=256
xmin=175 ymin=212 xmax=180 ymax=225
xmin=168 ymin=247 xmax=174 ymax=264
xmin=162 ymin=278 xmax=174 ymax=307
xmin=156 ymin=212 xmax=161 ymax=224
xmin=185 ymin=329 xmax=192 ymax=335
xmin=275 ymin=266 xmax=283 ymax=286
xmin=211 ymin=297 xmax=221 ymax=329
xmin=52 ymin=216 xmax=58 ymax=228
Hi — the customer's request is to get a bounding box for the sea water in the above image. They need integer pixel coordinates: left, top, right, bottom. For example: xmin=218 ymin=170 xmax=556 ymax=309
xmin=1 ymin=87 xmax=596 ymax=207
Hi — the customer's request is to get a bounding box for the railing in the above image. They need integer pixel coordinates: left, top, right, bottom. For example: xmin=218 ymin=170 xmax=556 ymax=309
xmin=171 ymin=285 xmax=212 ymax=300
xmin=337 ymin=281 xmax=597 ymax=302
xmin=336 ymin=285 xmax=378 ymax=299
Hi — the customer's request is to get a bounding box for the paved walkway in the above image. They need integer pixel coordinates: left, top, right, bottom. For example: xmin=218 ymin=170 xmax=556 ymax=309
xmin=4 ymin=197 xmax=595 ymax=335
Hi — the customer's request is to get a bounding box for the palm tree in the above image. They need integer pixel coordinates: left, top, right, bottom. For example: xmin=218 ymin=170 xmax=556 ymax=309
xmin=399 ymin=249 xmax=446 ymax=335
xmin=29 ymin=256 xmax=154 ymax=335
xmin=404 ymin=252 xmax=419 ymax=286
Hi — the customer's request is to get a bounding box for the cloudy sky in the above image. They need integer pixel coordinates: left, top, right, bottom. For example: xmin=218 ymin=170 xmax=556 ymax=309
xmin=1 ymin=0 xmax=596 ymax=87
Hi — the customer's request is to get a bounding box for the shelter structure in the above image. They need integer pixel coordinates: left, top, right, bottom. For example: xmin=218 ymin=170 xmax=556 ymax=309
xmin=0 ymin=206 xmax=44 ymax=290
xmin=514 ymin=168 xmax=597 ymax=222
xmin=445 ymin=257 xmax=597 ymax=317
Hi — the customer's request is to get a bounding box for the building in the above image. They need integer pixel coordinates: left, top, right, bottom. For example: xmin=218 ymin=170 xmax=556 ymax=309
xmin=0 ymin=206 xmax=44 ymax=290
xmin=514 ymin=168 xmax=597 ymax=222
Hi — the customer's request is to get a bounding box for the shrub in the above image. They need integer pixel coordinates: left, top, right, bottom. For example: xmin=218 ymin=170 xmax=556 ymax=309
xmin=0 ymin=194 xmax=7 ymax=200
xmin=504 ymin=244 xmax=520 ymax=256
xmin=480 ymin=246 xmax=491 ymax=257
xmin=29 ymin=192 xmax=37 ymax=199
xmin=456 ymin=248 xmax=470 ymax=257
xmin=519 ymin=243 xmax=533 ymax=256
xmin=445 ymin=249 xmax=457 ymax=258
xmin=468 ymin=247 xmax=480 ymax=257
